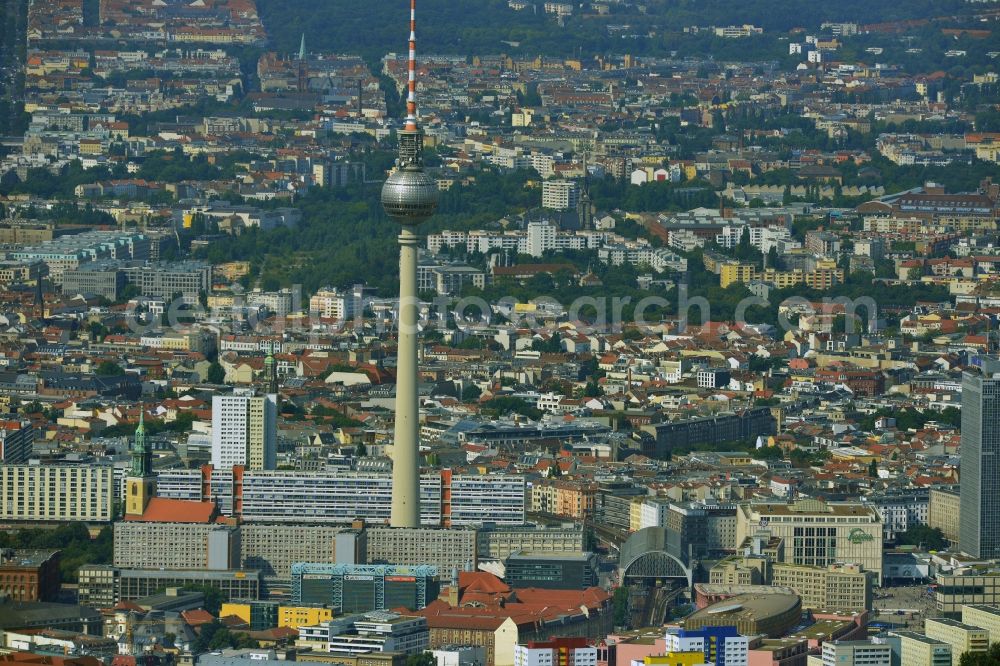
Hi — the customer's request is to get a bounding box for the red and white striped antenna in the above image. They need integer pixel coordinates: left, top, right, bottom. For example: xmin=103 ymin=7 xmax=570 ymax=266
xmin=404 ymin=0 xmax=418 ymax=132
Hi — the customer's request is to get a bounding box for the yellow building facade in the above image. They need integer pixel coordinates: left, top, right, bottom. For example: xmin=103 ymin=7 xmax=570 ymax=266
xmin=636 ymin=652 xmax=705 ymax=666
xmin=924 ymin=618 xmax=988 ymax=666
xmin=279 ymin=605 xmax=335 ymax=629
xmin=719 ymin=263 xmax=844 ymax=290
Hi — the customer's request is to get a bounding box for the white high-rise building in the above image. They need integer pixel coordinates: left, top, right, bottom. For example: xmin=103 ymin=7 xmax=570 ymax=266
xmin=541 ymin=180 xmax=580 ymax=211
xmin=526 ymin=221 xmax=558 ymax=257
xmin=639 ymin=498 xmax=671 ymax=530
xmin=514 ymin=642 xmax=597 ymax=666
xmin=821 ymin=641 xmax=891 ymax=666
xmin=211 ymin=391 xmax=277 ymax=471
xmin=309 ymin=284 xmax=363 ymax=321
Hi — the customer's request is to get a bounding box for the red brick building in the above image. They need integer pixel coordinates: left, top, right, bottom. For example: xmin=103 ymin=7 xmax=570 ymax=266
xmin=0 ymin=550 xmax=60 ymax=602
xmin=814 ymin=368 xmax=885 ymax=397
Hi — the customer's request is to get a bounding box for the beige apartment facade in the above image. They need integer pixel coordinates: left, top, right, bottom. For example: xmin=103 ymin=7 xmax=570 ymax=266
xmin=477 ymin=525 xmax=584 ymax=560
xmin=960 ymin=604 xmax=1000 ymax=641
xmin=924 ymin=618 xmax=989 ymax=666
xmin=0 ymin=464 xmax=114 ymax=522
xmin=928 ymin=488 xmax=961 ymax=544
xmin=935 ymin=573 xmax=1000 ymax=616
xmin=772 ymin=562 xmax=874 ymax=611
xmin=736 ymin=499 xmax=883 ymax=581
xmin=366 ymin=527 xmax=477 ymax=574
xmin=890 ymin=631 xmax=951 ymax=666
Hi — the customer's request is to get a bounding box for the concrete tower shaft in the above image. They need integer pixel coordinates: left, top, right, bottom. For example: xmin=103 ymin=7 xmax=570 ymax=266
xmin=381 ymin=0 xmax=438 ymax=528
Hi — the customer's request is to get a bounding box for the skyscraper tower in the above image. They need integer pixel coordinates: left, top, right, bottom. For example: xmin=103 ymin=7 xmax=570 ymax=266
xmin=211 ymin=391 xmax=278 ymax=471
xmin=381 ymin=0 xmax=438 ymax=528
xmin=265 ymin=341 xmax=278 ymax=396
xmin=577 ymin=152 xmax=593 ymax=231
xmin=125 ymin=409 xmax=156 ymax=517
xmin=960 ymin=357 xmax=1000 ymax=558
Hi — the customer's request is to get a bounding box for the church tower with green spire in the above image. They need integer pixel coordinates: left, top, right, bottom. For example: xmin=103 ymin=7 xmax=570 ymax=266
xmin=125 ymin=409 xmax=156 ymax=517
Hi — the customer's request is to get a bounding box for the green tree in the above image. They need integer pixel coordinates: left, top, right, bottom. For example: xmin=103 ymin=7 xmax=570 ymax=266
xmin=735 ymin=227 xmax=755 ymax=260
xmin=456 ymin=337 xmax=484 ymax=350
xmin=22 ymin=401 xmax=45 ymax=415
xmin=896 ymin=525 xmax=948 ymax=551
xmin=0 ymin=524 xmax=112 ymax=583
xmin=190 ymin=620 xmax=257 ymax=654
xmin=612 ymin=586 xmax=630 ymax=627
xmin=753 ymin=446 xmax=784 ymax=460
xmin=959 ymin=641 xmax=1000 ymax=666
xmin=767 ymin=246 xmax=780 ymax=270
xmin=166 ymin=412 xmax=197 ymax=433
xmin=86 ymin=321 xmax=108 ymax=341
xmin=181 ymin=584 xmax=225 ymax=614
xmin=868 ymin=459 xmax=878 ymax=477
xmin=355 ymin=441 xmax=367 ymax=457
xmin=480 ymin=397 xmax=542 ymax=420
xmin=95 ymin=361 xmax=124 ymax=376
xmin=207 ymin=361 xmax=226 ymax=384
xmin=119 ymin=284 xmax=140 ymax=302
xmin=532 ymin=336 xmax=563 ymax=353
xmin=405 ymin=654 xmax=435 ymax=666
xmin=461 ymin=384 xmax=482 ymax=403
xmin=789 ymin=447 xmax=831 ymax=468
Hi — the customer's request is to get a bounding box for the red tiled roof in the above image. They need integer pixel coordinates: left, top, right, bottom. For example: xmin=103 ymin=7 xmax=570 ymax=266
xmin=181 ymin=609 xmax=215 ymax=627
xmin=514 ymin=586 xmax=611 ymax=608
xmin=249 ymin=626 xmax=298 ymax=641
xmin=125 ymin=498 xmax=217 ymax=523
xmin=414 ymin=586 xmax=610 ymax=630
xmin=459 ymin=571 xmax=511 ymax=595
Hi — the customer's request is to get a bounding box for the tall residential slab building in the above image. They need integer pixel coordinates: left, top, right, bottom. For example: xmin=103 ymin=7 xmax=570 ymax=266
xmin=960 ymin=358 xmax=1000 ymax=559
xmin=821 ymin=641 xmax=891 ymax=666
xmin=962 ymin=604 xmax=1000 ymax=640
xmin=888 ymin=632 xmax=951 ymax=666
xmin=928 ymin=487 xmax=961 ymax=545
xmin=211 ymin=391 xmax=277 ymax=470
xmin=924 ymin=618 xmax=989 ymax=666
xmin=541 ymin=179 xmax=580 ymax=211
xmin=0 ymin=464 xmax=114 ymax=522
xmin=155 ymin=467 xmax=526 ymax=526
xmin=0 ymin=421 xmax=32 ymax=464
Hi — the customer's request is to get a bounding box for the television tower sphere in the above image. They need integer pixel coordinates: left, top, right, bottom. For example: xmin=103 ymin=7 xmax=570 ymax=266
xmin=381 ymin=165 xmax=438 ymax=226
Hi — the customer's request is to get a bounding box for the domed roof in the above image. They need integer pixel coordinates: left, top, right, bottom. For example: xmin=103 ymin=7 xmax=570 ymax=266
xmin=381 ymin=167 xmax=439 ymax=225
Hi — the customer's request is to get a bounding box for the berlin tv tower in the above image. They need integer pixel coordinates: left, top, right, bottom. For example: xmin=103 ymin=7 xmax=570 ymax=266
xmin=381 ymin=0 xmax=438 ymax=528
